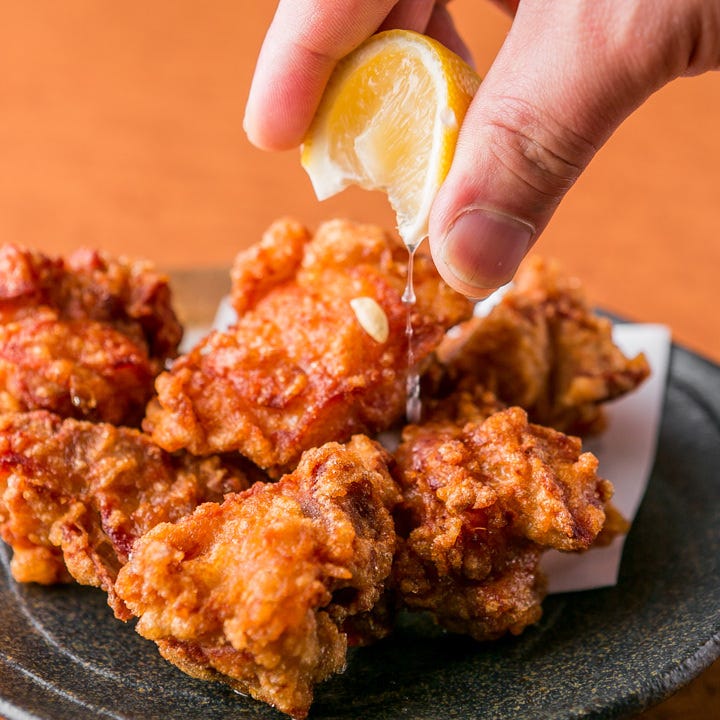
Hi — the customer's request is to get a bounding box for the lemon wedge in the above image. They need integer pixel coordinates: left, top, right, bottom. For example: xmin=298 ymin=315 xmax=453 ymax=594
xmin=301 ymin=29 xmax=480 ymax=250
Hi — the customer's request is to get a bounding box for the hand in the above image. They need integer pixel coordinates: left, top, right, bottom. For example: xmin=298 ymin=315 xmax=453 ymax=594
xmin=244 ymin=0 xmax=720 ymax=297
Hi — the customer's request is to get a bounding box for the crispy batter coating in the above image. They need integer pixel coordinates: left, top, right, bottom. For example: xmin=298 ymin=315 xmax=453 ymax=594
xmin=391 ymin=405 xmax=615 ymax=640
xmin=0 ymin=245 xmax=182 ymax=357
xmin=145 ymin=218 xmax=473 ymax=474
xmin=420 ymin=386 xmax=506 ymax=427
xmin=0 ymin=411 xmax=248 ymax=618
xmin=0 ymin=312 xmax=156 ymax=426
xmin=0 ymin=232 xmax=645 ymax=718
xmin=437 ymin=257 xmax=650 ymax=435
xmin=115 ymin=435 xmax=399 ymax=720
xmin=0 ymin=245 xmax=182 ymax=425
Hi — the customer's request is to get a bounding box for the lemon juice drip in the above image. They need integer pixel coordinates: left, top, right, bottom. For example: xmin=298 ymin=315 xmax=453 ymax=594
xmin=403 ymin=245 xmax=422 ymax=424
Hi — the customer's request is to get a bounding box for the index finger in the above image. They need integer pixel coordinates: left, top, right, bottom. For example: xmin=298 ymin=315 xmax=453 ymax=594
xmin=244 ymin=0 xmax=398 ymax=151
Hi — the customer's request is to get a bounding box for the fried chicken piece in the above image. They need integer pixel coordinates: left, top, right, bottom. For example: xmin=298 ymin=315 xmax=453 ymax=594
xmin=0 ymin=245 xmax=182 ymax=357
xmin=0 ymin=311 xmax=157 ymax=425
xmin=391 ymin=404 xmax=616 ymax=641
xmin=115 ymin=435 xmax=400 ymax=720
xmin=0 ymin=244 xmax=182 ymax=425
xmin=145 ymin=218 xmax=473 ymax=475
xmin=437 ymin=257 xmax=650 ymax=435
xmin=420 ymin=386 xmax=506 ymax=427
xmin=0 ymin=411 xmax=249 ymax=618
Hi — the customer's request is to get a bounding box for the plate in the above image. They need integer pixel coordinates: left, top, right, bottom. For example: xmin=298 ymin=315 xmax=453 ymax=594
xmin=0 ymin=341 xmax=719 ymax=720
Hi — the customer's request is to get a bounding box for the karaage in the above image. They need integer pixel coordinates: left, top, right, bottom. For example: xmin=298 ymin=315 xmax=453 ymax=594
xmin=0 ymin=245 xmax=182 ymax=425
xmin=145 ymin=218 xmax=473 ymax=474
xmin=391 ymin=403 xmax=616 ymax=641
xmin=0 ymin=229 xmax=647 ymax=720
xmin=0 ymin=411 xmax=249 ymax=618
xmin=437 ymin=257 xmax=650 ymax=435
xmin=115 ymin=435 xmax=399 ymax=719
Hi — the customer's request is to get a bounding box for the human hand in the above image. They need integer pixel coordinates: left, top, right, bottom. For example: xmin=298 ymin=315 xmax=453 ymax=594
xmin=244 ymin=0 xmax=720 ymax=297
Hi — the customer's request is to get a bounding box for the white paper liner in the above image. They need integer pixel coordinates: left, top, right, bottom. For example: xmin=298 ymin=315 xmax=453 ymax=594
xmin=182 ymin=298 xmax=672 ymax=594
xmin=542 ymin=323 xmax=671 ymax=593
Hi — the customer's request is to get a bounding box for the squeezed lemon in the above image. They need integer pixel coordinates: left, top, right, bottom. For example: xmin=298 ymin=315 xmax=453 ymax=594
xmin=301 ymin=29 xmax=480 ymax=250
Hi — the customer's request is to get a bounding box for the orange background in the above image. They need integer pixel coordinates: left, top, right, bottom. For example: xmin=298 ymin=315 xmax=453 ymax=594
xmin=0 ymin=1 xmax=718 ymax=363
xmin=0 ymin=3 xmax=717 ymax=716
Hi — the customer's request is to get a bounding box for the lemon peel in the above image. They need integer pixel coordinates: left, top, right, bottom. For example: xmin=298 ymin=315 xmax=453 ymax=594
xmin=301 ymin=29 xmax=480 ymax=249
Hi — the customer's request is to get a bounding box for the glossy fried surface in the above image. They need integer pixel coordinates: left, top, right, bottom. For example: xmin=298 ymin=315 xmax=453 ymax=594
xmin=0 ymin=312 xmax=157 ymax=426
xmin=115 ymin=435 xmax=399 ymax=720
xmin=0 ymin=411 xmax=248 ymax=618
xmin=437 ymin=257 xmax=650 ymax=435
xmin=0 ymin=233 xmax=642 ymax=719
xmin=392 ymin=404 xmax=614 ymax=641
xmin=0 ymin=245 xmax=182 ymax=425
xmin=145 ymin=218 xmax=473 ymax=474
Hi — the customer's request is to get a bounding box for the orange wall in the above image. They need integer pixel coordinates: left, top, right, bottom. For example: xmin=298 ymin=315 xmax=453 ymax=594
xmin=0 ymin=1 xmax=717 ymax=360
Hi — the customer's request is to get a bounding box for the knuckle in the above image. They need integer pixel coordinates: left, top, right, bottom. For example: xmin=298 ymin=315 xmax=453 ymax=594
xmin=486 ymin=96 xmax=598 ymax=202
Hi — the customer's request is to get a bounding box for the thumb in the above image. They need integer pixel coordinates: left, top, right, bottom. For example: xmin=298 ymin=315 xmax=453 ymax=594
xmin=428 ymin=0 xmax=689 ymax=298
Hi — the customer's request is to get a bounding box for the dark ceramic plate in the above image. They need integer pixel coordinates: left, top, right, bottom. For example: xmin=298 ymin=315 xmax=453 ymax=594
xmin=0 ymin=343 xmax=719 ymax=720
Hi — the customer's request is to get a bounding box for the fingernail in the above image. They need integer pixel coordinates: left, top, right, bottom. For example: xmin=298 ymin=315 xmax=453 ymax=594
xmin=441 ymin=207 xmax=534 ymax=294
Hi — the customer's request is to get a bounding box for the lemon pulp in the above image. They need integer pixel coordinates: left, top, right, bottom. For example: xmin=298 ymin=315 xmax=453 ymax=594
xmin=301 ymin=29 xmax=480 ymax=250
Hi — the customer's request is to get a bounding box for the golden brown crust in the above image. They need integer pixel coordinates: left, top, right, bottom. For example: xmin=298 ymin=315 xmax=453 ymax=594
xmin=391 ymin=404 xmax=614 ymax=640
xmin=146 ymin=219 xmax=473 ymax=474
xmin=0 ymin=244 xmax=182 ymax=425
xmin=0 ymin=411 xmax=248 ymax=618
xmin=0 ymin=313 xmax=156 ymax=426
xmin=0 ymin=232 xmax=642 ymax=719
xmin=115 ymin=435 xmax=399 ymax=719
xmin=437 ymin=256 xmax=650 ymax=435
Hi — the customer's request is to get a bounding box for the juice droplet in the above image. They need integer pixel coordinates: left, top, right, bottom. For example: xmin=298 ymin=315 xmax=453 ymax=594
xmin=406 ymin=367 xmax=422 ymax=424
xmin=403 ymin=243 xmax=421 ymax=424
xmin=402 ymin=252 xmax=416 ymax=304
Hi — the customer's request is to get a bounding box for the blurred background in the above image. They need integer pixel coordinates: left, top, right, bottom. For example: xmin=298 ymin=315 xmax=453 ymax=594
xmin=0 ymin=1 xmax=718 ymax=361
